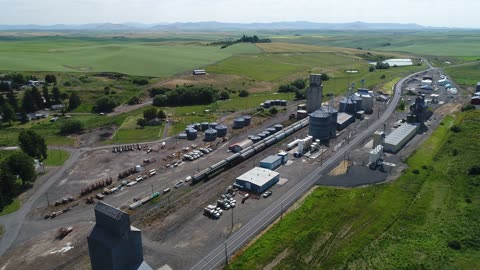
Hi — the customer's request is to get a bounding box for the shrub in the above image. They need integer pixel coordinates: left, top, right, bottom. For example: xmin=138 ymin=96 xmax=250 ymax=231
xmin=132 ymin=79 xmax=149 ymax=85
xmin=153 ymin=95 xmax=167 ymax=107
xmin=447 ymin=240 xmax=461 ymax=250
xmin=60 ymin=120 xmax=84 ymax=135
xmin=450 ymin=125 xmax=461 ymax=133
xmin=128 ymin=96 xmax=141 ymax=105
xmin=239 ymin=90 xmax=249 ymax=97
xmin=412 ymin=169 xmax=420 ymax=175
xmin=219 ymin=90 xmax=230 ymax=100
xmin=93 ymin=96 xmax=117 ymax=113
xmin=461 ymin=104 xmax=476 ymax=112
xmin=269 ymin=107 xmax=278 ymax=115
xmin=468 ymin=165 xmax=480 ymax=176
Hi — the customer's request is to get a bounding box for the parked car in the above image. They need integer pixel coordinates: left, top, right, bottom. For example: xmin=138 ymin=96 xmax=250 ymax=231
xmin=263 ymin=190 xmax=273 ymax=198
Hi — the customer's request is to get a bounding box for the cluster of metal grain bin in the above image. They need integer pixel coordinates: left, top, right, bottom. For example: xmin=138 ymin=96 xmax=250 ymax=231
xmin=233 ymin=115 xmax=252 ymax=129
xmin=178 ymin=121 xmax=229 ymax=141
xmin=260 ymin=100 xmax=288 ymax=109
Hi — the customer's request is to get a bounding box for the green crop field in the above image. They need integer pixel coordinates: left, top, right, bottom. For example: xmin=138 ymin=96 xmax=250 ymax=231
xmin=229 ymin=111 xmax=480 ymax=269
xmin=269 ymin=31 xmax=480 ymax=58
xmin=0 ymin=37 xmax=260 ymax=76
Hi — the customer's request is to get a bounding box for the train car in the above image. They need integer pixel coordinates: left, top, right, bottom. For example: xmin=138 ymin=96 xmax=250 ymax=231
xmin=225 ymin=153 xmax=242 ymax=167
xmin=285 ymin=127 xmax=295 ymax=136
xmin=253 ymin=142 xmax=267 ymax=153
xmin=265 ymin=137 xmax=276 ymax=146
xmin=275 ymin=131 xmax=286 ymax=141
xmin=240 ymin=148 xmax=255 ymax=160
xmin=192 ymin=168 xmax=210 ymax=184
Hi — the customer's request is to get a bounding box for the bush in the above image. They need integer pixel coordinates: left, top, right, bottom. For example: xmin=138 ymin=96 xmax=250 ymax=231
xmin=137 ymin=118 xmax=146 ymax=128
xmin=93 ymin=96 xmax=117 ymax=113
xmin=461 ymin=104 xmax=476 ymax=112
xmin=447 ymin=240 xmax=461 ymax=250
xmin=412 ymin=169 xmax=420 ymax=175
xmin=149 ymin=87 xmax=170 ymax=98
xmin=291 ymin=79 xmax=306 ymax=90
xmin=128 ymin=96 xmax=141 ymax=105
xmin=132 ymin=79 xmax=149 ymax=85
xmin=369 ymin=66 xmax=375 ymax=72
xmin=269 ymin=107 xmax=278 ymax=115
xmin=450 ymin=125 xmax=461 ymax=133
xmin=381 ymin=74 xmax=386 ymax=79
xmin=60 ymin=120 xmax=84 ymax=135
xmin=63 ymin=81 xmax=72 ymax=87
xmin=238 ymin=90 xmax=249 ymax=97
xmin=219 ymin=90 xmax=230 ymax=100
xmin=468 ymin=165 xmax=480 ymax=176
xmin=166 ymin=85 xmax=219 ymax=106
xmin=153 ymin=95 xmax=167 ymax=107
xmin=278 ymin=84 xmax=296 ymax=93
xmin=320 ymin=73 xmax=330 ymax=81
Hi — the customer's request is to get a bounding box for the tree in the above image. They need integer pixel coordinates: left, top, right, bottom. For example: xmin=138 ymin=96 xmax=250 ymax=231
xmin=0 ymin=82 xmax=11 ymax=92
xmin=238 ymin=90 xmax=249 ymax=97
xmin=60 ymin=120 xmax=84 ymax=135
xmin=278 ymin=84 xmax=296 ymax=93
xmin=320 ymin=73 xmax=330 ymax=81
xmin=127 ymin=96 xmax=140 ymax=105
xmin=31 ymin=86 xmax=44 ymax=109
xmin=42 ymin=85 xmax=51 ymax=108
xmin=5 ymin=151 xmax=35 ymax=186
xmin=219 ymin=90 xmax=230 ymax=100
xmin=153 ymin=95 xmax=167 ymax=107
xmin=291 ymin=79 xmax=306 ymax=90
xmin=0 ymin=161 xmax=16 ymax=200
xmin=93 ymin=96 xmax=117 ymax=113
xmin=369 ymin=66 xmax=376 ymax=72
xmin=52 ymin=86 xmax=61 ymax=104
xmin=6 ymin=88 xmax=17 ymax=111
xmin=0 ymin=94 xmax=5 ymax=106
xmin=18 ymin=130 xmax=48 ymax=160
xmin=132 ymin=79 xmax=149 ymax=85
xmin=157 ymin=109 xmax=166 ymax=120
xmin=45 ymin=74 xmax=57 ymax=84
xmin=1 ymin=104 xmax=15 ymax=123
xmin=380 ymin=74 xmax=386 ymax=79
xmin=22 ymin=89 xmax=36 ymax=113
xmin=137 ymin=118 xmax=146 ymax=128
xmin=68 ymin=92 xmax=81 ymax=111
xmin=269 ymin=107 xmax=278 ymax=115
xmin=143 ymin=107 xmax=157 ymax=121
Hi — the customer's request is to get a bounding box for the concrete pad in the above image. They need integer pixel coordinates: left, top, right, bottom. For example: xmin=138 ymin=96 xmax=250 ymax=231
xmin=277 ymin=178 xmax=288 ymax=186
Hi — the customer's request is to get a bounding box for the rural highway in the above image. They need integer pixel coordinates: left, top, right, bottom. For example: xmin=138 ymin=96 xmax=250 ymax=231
xmin=191 ymin=67 xmax=433 ymax=269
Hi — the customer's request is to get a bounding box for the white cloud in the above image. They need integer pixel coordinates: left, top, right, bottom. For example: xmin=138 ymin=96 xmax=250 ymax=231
xmin=0 ymin=0 xmax=478 ymax=27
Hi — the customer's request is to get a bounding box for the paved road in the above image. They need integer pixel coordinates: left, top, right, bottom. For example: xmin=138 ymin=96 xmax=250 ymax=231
xmin=191 ymin=67 xmax=433 ymax=270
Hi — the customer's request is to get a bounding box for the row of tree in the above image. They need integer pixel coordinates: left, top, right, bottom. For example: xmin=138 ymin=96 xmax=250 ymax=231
xmin=152 ymin=85 xmax=220 ymax=107
xmin=210 ymin=35 xmax=272 ymax=48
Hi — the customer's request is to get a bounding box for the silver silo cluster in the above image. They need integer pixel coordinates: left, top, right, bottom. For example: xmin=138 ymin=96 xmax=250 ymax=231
xmin=215 ymin=124 xmax=228 ymax=137
xmin=204 ymin=128 xmax=218 ymax=142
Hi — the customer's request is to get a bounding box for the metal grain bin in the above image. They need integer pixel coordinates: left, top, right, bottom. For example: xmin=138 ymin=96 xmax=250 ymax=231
xmin=194 ymin=123 xmax=201 ymax=131
xmin=339 ymin=97 xmax=357 ymax=115
xmin=233 ymin=118 xmax=245 ymax=129
xmin=251 ymin=136 xmax=262 ymax=143
xmin=201 ymin=122 xmax=210 ymax=131
xmin=215 ymin=124 xmax=228 ymax=137
xmin=280 ymin=100 xmax=288 ymax=106
xmin=309 ymin=110 xmax=330 ymax=140
xmin=204 ymin=128 xmax=218 ymax=142
xmin=274 ymin=124 xmax=283 ymax=131
xmin=267 ymin=127 xmax=277 ymax=134
xmin=258 ymin=133 xmax=267 ymax=139
xmin=187 ymin=129 xmax=198 ymax=140
xmin=209 ymin=122 xmax=218 ymax=129
xmin=242 ymin=115 xmax=251 ymax=126
xmin=263 ymin=100 xmax=272 ymax=108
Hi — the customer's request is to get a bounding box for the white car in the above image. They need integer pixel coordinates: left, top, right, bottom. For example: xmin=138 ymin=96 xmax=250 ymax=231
xmin=127 ymin=181 xmax=137 ymax=187
xmin=136 ymin=175 xmax=143 ymax=182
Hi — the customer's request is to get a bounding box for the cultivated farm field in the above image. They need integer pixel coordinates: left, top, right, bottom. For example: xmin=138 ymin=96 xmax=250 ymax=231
xmin=0 ymin=37 xmax=260 ymax=76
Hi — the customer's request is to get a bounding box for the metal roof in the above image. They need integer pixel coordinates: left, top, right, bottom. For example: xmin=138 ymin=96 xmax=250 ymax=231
xmin=236 ymin=167 xmax=279 ymax=187
xmin=310 ymin=110 xmax=329 ymax=118
xmin=260 ymin=155 xmax=282 ymax=164
xmin=337 ymin=112 xmax=353 ymax=125
xmin=385 ymin=123 xmax=417 ymax=146
xmin=95 ymin=201 xmax=126 ymax=221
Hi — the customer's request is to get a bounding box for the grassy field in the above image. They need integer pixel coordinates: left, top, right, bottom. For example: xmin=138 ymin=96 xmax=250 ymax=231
xmin=229 ymin=111 xmax=480 ymax=269
xmin=0 ymin=37 xmax=260 ymax=76
xmin=43 ymin=149 xmax=70 ymax=166
xmin=269 ymin=31 xmax=480 ymax=58
xmin=207 ymin=49 xmax=423 ymax=95
xmin=446 ymin=62 xmax=480 ymax=87
xmin=110 ymin=110 xmax=166 ymax=144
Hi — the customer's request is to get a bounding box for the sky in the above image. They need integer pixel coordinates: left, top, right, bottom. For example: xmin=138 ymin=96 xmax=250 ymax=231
xmin=0 ymin=0 xmax=478 ymax=28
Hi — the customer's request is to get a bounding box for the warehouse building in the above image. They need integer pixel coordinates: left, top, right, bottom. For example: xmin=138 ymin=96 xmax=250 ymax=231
xmin=260 ymin=155 xmax=283 ymax=170
xmin=383 ymin=123 xmax=418 ymax=153
xmin=235 ymin=167 xmax=280 ymax=194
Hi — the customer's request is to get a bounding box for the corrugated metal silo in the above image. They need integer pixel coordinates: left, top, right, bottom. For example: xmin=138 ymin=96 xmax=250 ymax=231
xmin=215 ymin=124 xmax=228 ymax=137
xmin=204 ymin=128 xmax=218 ymax=142
xmin=309 ymin=110 xmax=330 ymax=140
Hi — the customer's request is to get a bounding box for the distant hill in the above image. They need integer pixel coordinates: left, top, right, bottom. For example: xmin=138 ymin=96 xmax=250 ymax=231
xmin=0 ymin=21 xmax=445 ymax=31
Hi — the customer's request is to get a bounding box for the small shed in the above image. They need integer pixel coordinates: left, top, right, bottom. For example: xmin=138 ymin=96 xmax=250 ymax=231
xmin=259 ymin=155 xmax=283 ymax=170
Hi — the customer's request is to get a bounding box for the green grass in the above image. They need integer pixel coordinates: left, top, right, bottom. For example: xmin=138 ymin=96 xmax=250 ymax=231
xmin=269 ymin=30 xmax=480 ymax=57
xmin=0 ymin=198 xmax=20 ymax=216
xmin=446 ymin=62 xmax=480 ymax=87
xmin=43 ymin=149 xmax=70 ymax=166
xmin=0 ymin=38 xmax=260 ymax=76
xmin=229 ymin=112 xmax=480 ymax=269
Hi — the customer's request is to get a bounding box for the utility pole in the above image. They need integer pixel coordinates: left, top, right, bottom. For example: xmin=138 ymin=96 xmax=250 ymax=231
xmin=224 ymin=242 xmax=228 ymax=265
xmin=46 ymin=192 xmax=50 ymax=206
xmin=151 ymin=184 xmax=154 ymax=194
